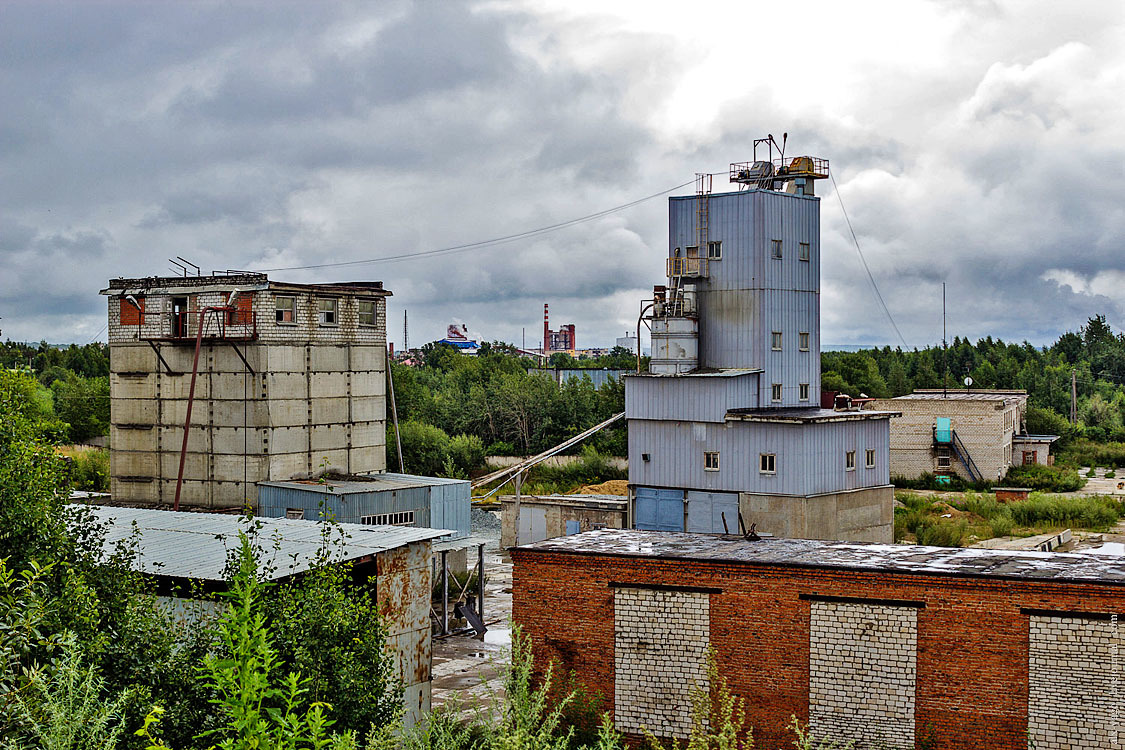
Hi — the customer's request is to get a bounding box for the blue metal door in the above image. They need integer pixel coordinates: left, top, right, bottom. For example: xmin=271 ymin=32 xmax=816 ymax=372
xmin=635 ymin=487 xmax=684 ymax=531
xmin=565 ymin=520 xmax=581 ymax=535
xmin=686 ymin=491 xmax=740 ymax=534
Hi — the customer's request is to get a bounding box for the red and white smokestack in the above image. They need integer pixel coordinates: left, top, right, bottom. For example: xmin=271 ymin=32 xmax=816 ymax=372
xmin=543 ymin=303 xmax=550 ymax=354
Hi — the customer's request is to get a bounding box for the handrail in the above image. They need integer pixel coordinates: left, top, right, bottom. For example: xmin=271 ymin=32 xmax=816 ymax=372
xmin=950 ymin=429 xmax=983 ymax=483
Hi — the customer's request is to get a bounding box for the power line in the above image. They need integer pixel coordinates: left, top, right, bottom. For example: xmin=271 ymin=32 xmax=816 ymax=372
xmin=829 ymin=172 xmax=908 ymax=349
xmin=250 ymin=178 xmax=700 ymax=273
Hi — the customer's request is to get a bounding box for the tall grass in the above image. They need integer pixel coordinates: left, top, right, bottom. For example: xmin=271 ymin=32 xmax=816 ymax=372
xmin=1006 ymin=494 xmax=1121 ymax=529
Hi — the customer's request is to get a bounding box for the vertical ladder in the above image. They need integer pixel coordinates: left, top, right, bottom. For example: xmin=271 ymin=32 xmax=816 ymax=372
xmin=695 ymin=172 xmax=712 ymax=260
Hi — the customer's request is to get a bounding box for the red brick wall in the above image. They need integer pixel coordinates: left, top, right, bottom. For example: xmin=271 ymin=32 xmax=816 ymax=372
xmin=511 ymin=549 xmax=1125 ymax=750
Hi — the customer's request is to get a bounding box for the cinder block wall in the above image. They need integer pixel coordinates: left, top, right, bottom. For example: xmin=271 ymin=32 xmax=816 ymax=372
xmin=109 ymin=288 xmax=387 ymax=509
xmin=871 ymin=398 xmax=1022 ymax=482
xmin=512 ymin=548 xmax=1125 ymax=750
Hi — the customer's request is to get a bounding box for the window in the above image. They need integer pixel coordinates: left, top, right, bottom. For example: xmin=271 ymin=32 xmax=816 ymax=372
xmin=937 ymin=454 xmax=952 ymax=469
xmin=275 ymin=296 xmax=296 ymax=324
xmin=771 ymin=383 xmax=783 ymax=402
xmin=358 ymin=299 xmax=376 ymax=327
xmin=866 ymin=449 xmax=876 ymax=469
xmin=119 ymin=296 xmax=145 ymax=326
xmin=799 ymin=332 xmax=810 ymax=351
xmin=361 ymin=510 xmax=416 ymax=526
xmin=1023 ymin=450 xmax=1037 ymax=465
xmin=759 ymin=453 xmax=776 ymax=474
xmin=846 ymin=451 xmax=856 ymax=471
xmin=771 ymin=331 xmax=783 ymax=350
xmin=686 ymin=245 xmax=699 ymax=258
xmin=799 ymin=383 xmax=810 ymax=401
xmin=317 ymin=298 xmax=338 ymax=326
xmin=771 ymin=239 xmax=783 ymax=259
xmin=285 ymin=508 xmax=305 ymax=520
xmin=707 ymin=241 xmax=722 ymax=259
xmin=704 ymin=451 xmax=720 ymax=471
xmin=799 ymin=242 xmax=810 ymax=261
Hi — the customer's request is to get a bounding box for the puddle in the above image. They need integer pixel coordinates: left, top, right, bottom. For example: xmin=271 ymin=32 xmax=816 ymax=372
xmin=483 ymin=627 xmax=511 ymax=646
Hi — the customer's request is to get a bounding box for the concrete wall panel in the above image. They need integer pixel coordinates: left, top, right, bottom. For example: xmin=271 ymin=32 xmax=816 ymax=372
xmin=309 ymin=373 xmax=347 ymax=398
xmin=311 ymin=398 xmax=350 ymax=425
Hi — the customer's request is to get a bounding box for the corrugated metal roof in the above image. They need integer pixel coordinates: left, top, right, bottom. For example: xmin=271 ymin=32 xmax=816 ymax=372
xmin=515 ymin=529 xmax=1125 ymax=585
xmin=894 ymin=391 xmax=1025 ymax=402
xmin=625 ymin=368 xmax=763 ymax=379
xmin=76 ymin=506 xmax=451 ymax=582
xmin=726 ymin=407 xmax=900 ymax=423
xmin=259 ymin=472 xmax=468 ymax=495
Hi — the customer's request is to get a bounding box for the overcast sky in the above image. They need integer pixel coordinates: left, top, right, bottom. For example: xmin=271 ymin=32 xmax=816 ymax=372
xmin=2 ymin=0 xmax=1125 ymax=350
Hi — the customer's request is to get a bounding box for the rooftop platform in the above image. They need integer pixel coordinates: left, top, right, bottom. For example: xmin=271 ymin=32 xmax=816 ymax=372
xmin=725 ymin=407 xmax=900 ymax=424
xmin=514 ymin=529 xmax=1125 ymax=586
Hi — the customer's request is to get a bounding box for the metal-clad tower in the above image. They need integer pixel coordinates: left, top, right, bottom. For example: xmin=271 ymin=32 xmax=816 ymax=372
xmin=627 ymin=141 xmax=899 ymax=542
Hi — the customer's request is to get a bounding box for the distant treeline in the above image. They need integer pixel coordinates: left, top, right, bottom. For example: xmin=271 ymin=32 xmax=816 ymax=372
xmin=13 ymin=315 xmax=1125 ymax=453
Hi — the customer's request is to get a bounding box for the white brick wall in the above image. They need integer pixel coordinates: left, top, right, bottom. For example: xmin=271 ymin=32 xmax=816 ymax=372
xmin=809 ymin=601 xmax=917 ymax=749
xmin=1029 ymin=615 xmax=1125 ymax=749
xmin=614 ymin=587 xmax=710 ymax=738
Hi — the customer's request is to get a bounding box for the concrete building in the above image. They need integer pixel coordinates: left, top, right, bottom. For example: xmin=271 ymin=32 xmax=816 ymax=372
xmin=626 ymin=153 xmax=898 ymax=542
xmin=500 ymin=494 xmax=628 ymax=548
xmin=868 ymin=389 xmax=1059 ymax=482
xmin=81 ymin=506 xmax=446 ymax=726
xmin=542 ymin=303 xmax=575 ymax=353
xmin=513 ymin=528 xmax=1125 ymax=749
xmin=101 ymin=273 xmax=388 ymax=509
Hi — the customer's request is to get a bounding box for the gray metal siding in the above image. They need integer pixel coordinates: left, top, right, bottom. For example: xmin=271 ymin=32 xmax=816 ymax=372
xmin=628 ymin=418 xmax=890 ymax=496
xmin=258 ymin=480 xmax=470 ymax=539
xmin=669 ymin=190 xmax=821 ymax=405
xmin=625 ymin=373 xmax=759 ymax=423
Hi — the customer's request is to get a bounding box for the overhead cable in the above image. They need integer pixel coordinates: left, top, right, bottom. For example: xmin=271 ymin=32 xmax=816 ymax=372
xmin=829 ymin=172 xmax=909 ymax=349
xmin=250 ymin=178 xmax=700 ymax=273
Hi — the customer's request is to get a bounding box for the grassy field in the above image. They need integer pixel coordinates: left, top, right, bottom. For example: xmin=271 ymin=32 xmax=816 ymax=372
xmin=894 ymin=490 xmax=1125 ymax=547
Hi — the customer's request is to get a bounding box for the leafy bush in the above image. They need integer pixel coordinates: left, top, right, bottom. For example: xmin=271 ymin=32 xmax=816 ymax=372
xmin=532 ymin=446 xmax=626 ymax=488
xmin=988 ymin=515 xmax=1015 ymax=537
xmin=389 ymin=421 xmax=487 ymax=478
xmin=1004 ymin=464 xmax=1086 ymax=492
xmin=1057 ymin=438 xmax=1125 ymax=469
xmin=61 ymin=447 xmax=109 ymax=492
xmin=951 ymin=492 xmax=1006 ymax=520
xmin=892 ymin=473 xmax=993 ymax=492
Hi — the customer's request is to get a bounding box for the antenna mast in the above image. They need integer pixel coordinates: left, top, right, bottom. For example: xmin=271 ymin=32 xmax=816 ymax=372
xmin=942 ymin=283 xmax=948 ymax=399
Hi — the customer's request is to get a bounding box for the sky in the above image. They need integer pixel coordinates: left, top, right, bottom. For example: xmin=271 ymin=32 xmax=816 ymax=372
xmin=2 ymin=0 xmax=1125 ymax=350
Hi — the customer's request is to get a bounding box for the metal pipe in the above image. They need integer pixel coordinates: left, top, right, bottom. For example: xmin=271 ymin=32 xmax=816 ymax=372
xmin=173 ymin=306 xmax=231 ymax=512
xmin=477 ymin=543 xmax=485 ymax=639
xmin=387 ymin=346 xmax=404 ymax=473
xmin=512 ymin=471 xmax=522 ymax=546
xmin=636 ymin=302 xmax=653 ymax=373
xmin=440 ymin=549 xmax=449 ymax=636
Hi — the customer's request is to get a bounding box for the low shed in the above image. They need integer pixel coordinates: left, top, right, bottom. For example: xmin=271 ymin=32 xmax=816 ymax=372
xmin=513 ymin=529 xmax=1125 ymax=750
xmin=500 ymin=494 xmax=628 ymax=548
xmin=79 ymin=505 xmax=451 ymax=726
xmin=258 ymin=472 xmax=471 ymax=540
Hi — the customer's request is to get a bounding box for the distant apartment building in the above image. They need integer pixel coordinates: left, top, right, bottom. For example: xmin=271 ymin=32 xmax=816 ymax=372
xmin=869 ymin=389 xmax=1058 ymax=482
xmin=101 ymin=273 xmax=388 ymax=509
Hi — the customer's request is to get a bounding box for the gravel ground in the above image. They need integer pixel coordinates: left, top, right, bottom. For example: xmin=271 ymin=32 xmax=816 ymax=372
xmin=471 ymin=506 xmax=501 ymax=534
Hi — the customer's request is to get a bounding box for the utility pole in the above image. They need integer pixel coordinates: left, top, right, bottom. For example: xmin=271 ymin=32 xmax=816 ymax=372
xmin=942 ymin=283 xmax=948 ymax=399
xmin=403 ymin=310 xmax=408 ymax=352
xmin=1071 ymin=369 xmax=1078 ymax=425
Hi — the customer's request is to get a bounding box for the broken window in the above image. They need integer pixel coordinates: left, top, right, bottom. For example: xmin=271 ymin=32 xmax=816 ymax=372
xmin=799 ymin=242 xmax=810 ymax=261
xmin=317 ymin=297 xmax=338 ymax=326
xmin=771 ymin=383 xmax=783 ymax=402
xmin=361 ymin=510 xmax=415 ymax=526
xmin=771 ymin=239 xmax=782 ymax=259
xmin=275 ymin=296 xmax=296 ymax=324
xmin=866 ymin=449 xmax=876 ymax=469
xmin=771 ymin=331 xmax=782 ymax=351
xmin=800 ymin=383 xmax=810 ymax=401
xmin=846 ymin=450 xmax=856 ymax=471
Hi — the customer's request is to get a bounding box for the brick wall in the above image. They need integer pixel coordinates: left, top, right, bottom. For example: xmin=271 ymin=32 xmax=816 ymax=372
xmin=809 ymin=601 xmax=916 ymax=749
xmin=512 ymin=549 xmax=1125 ymax=750
xmin=613 ymin=587 xmax=709 ymax=738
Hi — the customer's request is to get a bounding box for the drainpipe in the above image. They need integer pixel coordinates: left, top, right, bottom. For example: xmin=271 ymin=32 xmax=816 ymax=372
xmin=636 ymin=302 xmax=653 ymax=373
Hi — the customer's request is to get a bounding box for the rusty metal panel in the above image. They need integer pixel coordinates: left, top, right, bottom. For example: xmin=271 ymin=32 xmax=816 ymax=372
xmin=375 ymin=541 xmax=432 ymax=637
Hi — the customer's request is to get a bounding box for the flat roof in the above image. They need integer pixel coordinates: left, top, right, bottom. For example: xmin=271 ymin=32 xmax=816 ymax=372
xmin=101 ymin=274 xmax=389 ymax=296
xmin=74 ymin=505 xmax=451 ymax=582
xmin=625 ymin=368 xmax=762 ymax=379
xmin=1012 ymin=434 xmax=1060 ymax=443
xmin=513 ymin=529 xmax=1125 ymax=586
xmin=499 ymin=494 xmax=628 ymax=508
xmin=726 ymin=407 xmax=900 ymax=424
xmin=893 ymin=390 xmax=1026 ymax=402
xmin=259 ymin=472 xmax=469 ymax=495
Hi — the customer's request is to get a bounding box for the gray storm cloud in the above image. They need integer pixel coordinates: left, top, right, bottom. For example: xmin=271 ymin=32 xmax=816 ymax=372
xmin=1 ymin=1 xmax=1124 ymax=348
